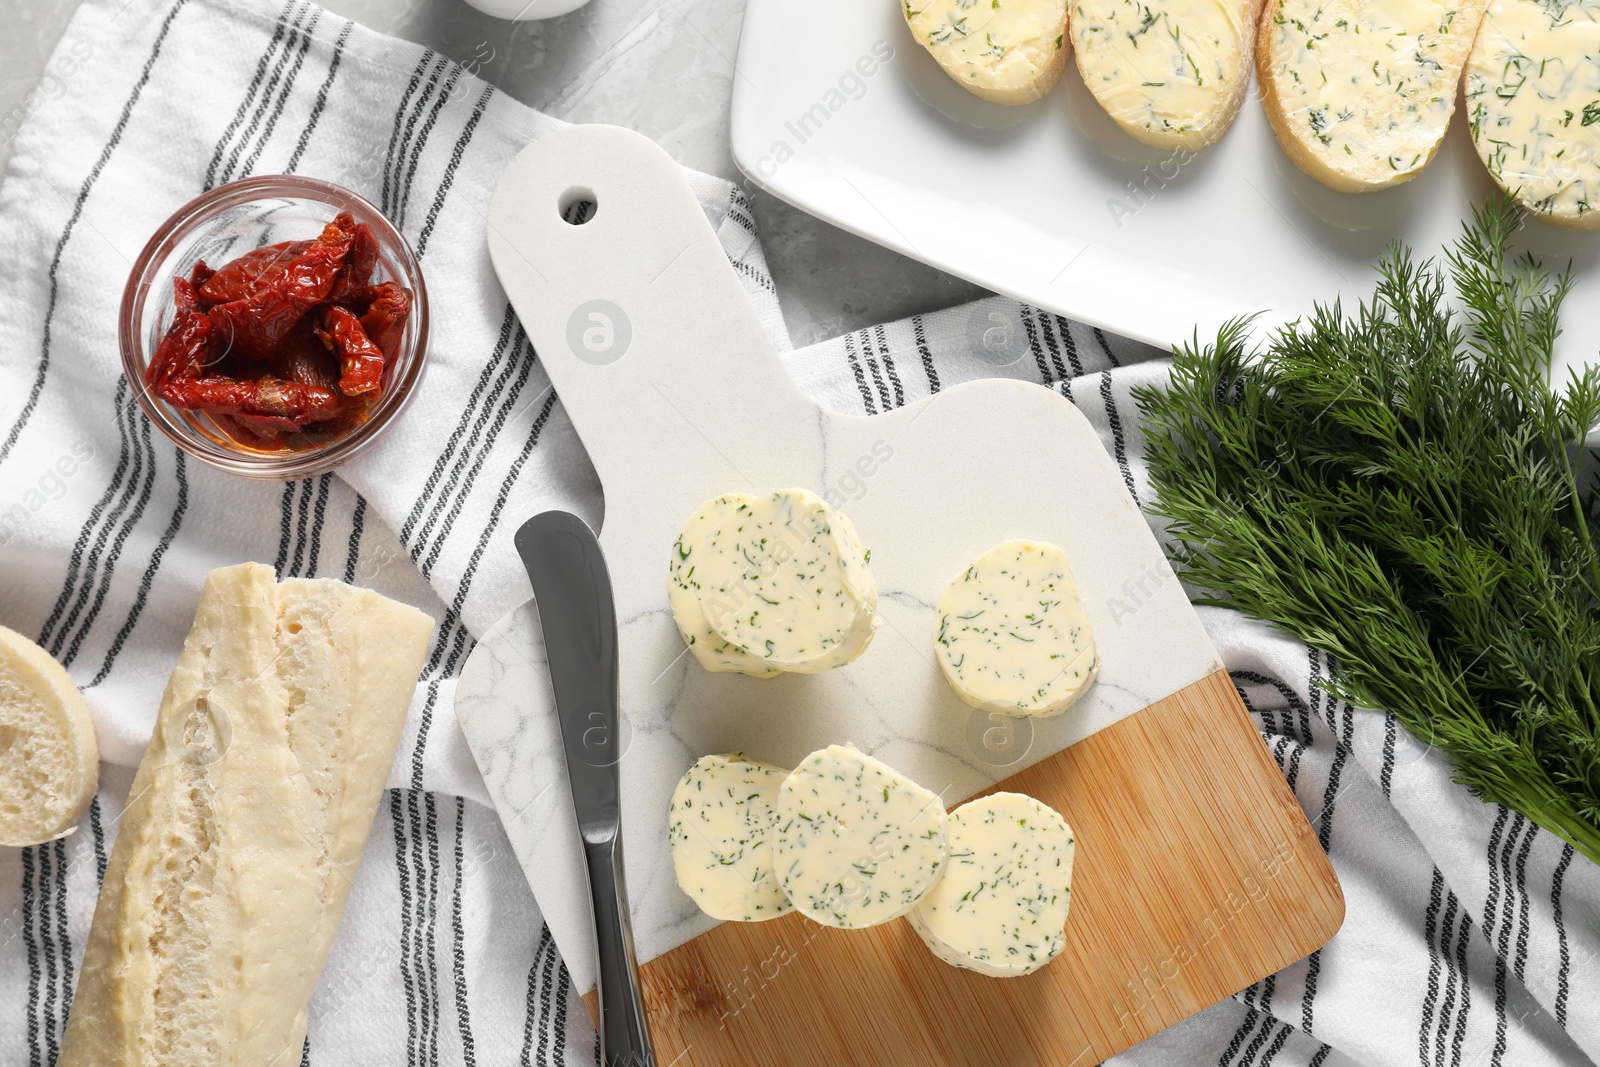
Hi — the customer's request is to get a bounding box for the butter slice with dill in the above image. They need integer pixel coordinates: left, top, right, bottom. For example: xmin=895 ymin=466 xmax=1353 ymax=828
xmin=773 ymin=744 xmax=948 ymax=929
xmin=909 ymin=791 xmax=1076 ymax=977
xmin=1465 ymin=0 xmax=1600 ymax=230
xmin=1073 ymin=0 xmax=1265 ymax=149
xmin=667 ymin=493 xmax=781 ymax=678
xmin=905 ymin=0 xmax=1073 ymax=104
xmin=668 ymin=754 xmax=793 ymax=922
xmin=695 ymin=488 xmax=879 ymax=675
xmin=934 ymin=539 xmax=1098 ymax=718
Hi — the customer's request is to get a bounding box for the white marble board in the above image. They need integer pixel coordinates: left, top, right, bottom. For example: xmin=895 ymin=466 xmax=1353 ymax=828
xmin=456 ymin=124 xmax=1223 ymax=995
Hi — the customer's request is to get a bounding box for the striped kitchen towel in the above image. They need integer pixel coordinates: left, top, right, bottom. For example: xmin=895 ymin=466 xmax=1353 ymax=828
xmin=0 ymin=0 xmax=1593 ymax=1065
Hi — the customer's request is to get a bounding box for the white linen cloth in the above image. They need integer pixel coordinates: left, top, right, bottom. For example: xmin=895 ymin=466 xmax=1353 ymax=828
xmin=0 ymin=0 xmax=1593 ymax=1064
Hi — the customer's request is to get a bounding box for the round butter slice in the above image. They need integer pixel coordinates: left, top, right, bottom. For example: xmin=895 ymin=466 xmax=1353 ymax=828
xmin=695 ymin=489 xmax=879 ymax=675
xmin=773 ymin=743 xmax=948 ymax=929
xmin=668 ymin=494 xmax=781 ymax=678
xmin=1258 ymin=0 xmax=1486 ymax=192
xmin=1465 ymin=0 xmax=1600 ymax=231
xmin=1074 ymin=0 xmax=1262 ymax=149
xmin=669 ymin=754 xmax=793 ymax=922
xmin=933 ymin=539 xmax=1098 ymax=718
xmin=905 ymin=0 xmax=1072 ymax=105
xmin=909 ymin=791 xmax=1075 ymax=977
xmin=0 ymin=626 xmax=99 ymax=847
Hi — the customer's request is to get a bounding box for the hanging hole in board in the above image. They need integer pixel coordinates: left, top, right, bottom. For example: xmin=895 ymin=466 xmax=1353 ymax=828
xmin=559 ymin=186 xmax=598 ymax=226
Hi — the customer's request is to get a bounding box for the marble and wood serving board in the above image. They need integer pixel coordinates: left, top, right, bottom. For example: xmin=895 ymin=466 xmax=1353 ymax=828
xmin=457 ymin=124 xmax=1344 ymax=1064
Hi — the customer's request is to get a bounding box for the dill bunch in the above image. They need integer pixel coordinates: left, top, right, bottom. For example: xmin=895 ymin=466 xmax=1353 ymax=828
xmin=1134 ymin=199 xmax=1600 ymax=866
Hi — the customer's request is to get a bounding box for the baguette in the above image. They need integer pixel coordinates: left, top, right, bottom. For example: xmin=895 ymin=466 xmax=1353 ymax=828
xmin=1073 ymin=0 xmax=1266 ymax=150
xmin=1258 ymin=0 xmax=1488 ymax=192
xmin=904 ymin=0 xmax=1072 ymax=105
xmin=1465 ymin=0 xmax=1600 ymax=230
xmin=0 ymin=626 xmax=98 ymax=846
xmin=59 ymin=564 xmax=432 ymax=1067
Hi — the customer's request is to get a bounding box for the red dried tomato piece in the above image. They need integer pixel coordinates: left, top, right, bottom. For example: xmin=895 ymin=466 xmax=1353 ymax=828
xmin=327 ymin=214 xmax=378 ymax=304
xmin=146 ymin=277 xmax=218 ymax=388
xmin=152 ymin=375 xmax=344 ymax=428
xmin=196 ymin=240 xmax=311 ymax=305
xmin=188 ymin=260 xmax=216 ymax=292
xmin=354 ymin=282 xmax=411 ymax=360
xmin=315 ymin=305 xmax=386 ymax=398
xmin=270 ymin=317 xmax=340 ymax=393
xmin=207 ymin=217 xmax=354 ymax=362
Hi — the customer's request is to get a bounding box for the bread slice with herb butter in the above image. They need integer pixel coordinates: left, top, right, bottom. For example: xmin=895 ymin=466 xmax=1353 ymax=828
xmin=1258 ymin=0 xmax=1488 ymax=192
xmin=1465 ymin=0 xmax=1600 ymax=230
xmin=1073 ymin=0 xmax=1266 ymax=149
xmin=905 ymin=0 xmax=1073 ymax=105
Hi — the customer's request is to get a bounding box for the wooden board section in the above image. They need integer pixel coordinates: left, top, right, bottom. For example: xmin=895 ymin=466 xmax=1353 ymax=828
xmin=586 ymin=670 xmax=1343 ymax=1064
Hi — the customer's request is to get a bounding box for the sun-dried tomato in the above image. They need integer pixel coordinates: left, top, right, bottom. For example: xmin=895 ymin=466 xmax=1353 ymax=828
xmin=147 ymin=277 xmax=218 ymax=387
xmin=151 ymin=376 xmax=344 ymax=426
xmin=315 ymin=305 xmax=386 ymax=398
xmin=270 ymin=317 xmax=340 ymax=393
xmin=328 ymin=213 xmax=378 ymax=304
xmin=142 ymin=209 xmax=410 ymax=446
xmin=207 ymin=216 xmax=355 ymax=363
xmin=196 ymin=240 xmax=310 ymax=305
xmin=355 ymin=282 xmax=412 ymax=360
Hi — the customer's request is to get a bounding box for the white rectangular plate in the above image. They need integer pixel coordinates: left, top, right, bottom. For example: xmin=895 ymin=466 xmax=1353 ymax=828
xmin=730 ymin=0 xmax=1600 ymax=384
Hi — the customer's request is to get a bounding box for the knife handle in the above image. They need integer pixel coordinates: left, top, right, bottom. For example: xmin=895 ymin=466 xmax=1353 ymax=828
xmin=586 ymin=834 xmax=654 ymax=1066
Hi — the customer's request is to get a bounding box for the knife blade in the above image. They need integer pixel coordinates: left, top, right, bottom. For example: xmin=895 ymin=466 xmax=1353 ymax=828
xmin=515 ymin=511 xmax=654 ymax=1067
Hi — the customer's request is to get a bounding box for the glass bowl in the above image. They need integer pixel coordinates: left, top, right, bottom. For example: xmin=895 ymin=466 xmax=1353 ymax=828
xmin=119 ymin=175 xmax=429 ymax=480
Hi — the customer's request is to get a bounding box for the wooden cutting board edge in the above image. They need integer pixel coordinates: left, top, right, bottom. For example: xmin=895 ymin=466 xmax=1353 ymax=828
xmin=583 ymin=668 xmax=1345 ymax=1065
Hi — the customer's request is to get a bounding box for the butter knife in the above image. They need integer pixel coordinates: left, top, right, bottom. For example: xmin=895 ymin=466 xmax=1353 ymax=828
xmin=514 ymin=511 xmax=654 ymax=1067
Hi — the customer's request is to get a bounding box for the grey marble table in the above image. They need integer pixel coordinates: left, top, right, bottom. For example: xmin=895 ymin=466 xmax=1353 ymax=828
xmin=0 ymin=0 xmax=988 ymax=345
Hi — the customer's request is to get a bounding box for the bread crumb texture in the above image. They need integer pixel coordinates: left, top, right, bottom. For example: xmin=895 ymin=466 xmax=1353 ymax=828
xmin=59 ymin=563 xmax=433 ymax=1067
xmin=0 ymin=625 xmax=98 ymax=847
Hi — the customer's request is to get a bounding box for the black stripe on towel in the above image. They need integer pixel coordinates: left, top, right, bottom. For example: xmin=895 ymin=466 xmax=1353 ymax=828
xmin=396 ymin=62 xmax=466 ymax=230
xmin=87 ymin=447 xmax=188 ymax=688
xmin=841 ymin=331 xmax=878 ymax=415
xmin=873 ymin=324 xmax=905 ymax=409
xmin=236 ymin=3 xmax=322 ymax=178
xmin=215 ymin=1 xmax=311 ymax=187
xmin=53 ymin=407 xmax=160 ymax=669
xmin=452 ymin=798 xmax=479 ymax=1066
xmin=1484 ymin=807 xmax=1515 ymax=1067
xmin=409 ymin=329 xmax=535 ymax=571
xmin=21 ymin=847 xmax=40 ymax=1067
xmin=284 ymin=18 xmax=352 ymax=174
xmin=1380 ymin=711 xmax=1398 ymax=798
xmin=398 ymin=305 xmax=518 ymax=547
xmin=1099 ymin=370 xmax=1139 ymax=506
xmin=39 ymin=382 xmax=143 ymax=654
xmin=912 ymin=315 xmax=940 ymax=394
xmin=1019 ymin=306 xmax=1052 ymax=383
xmin=416 ymin=84 xmax=494 ymax=259
xmin=380 ymin=52 xmax=437 ymax=216
xmin=343 ymin=495 xmax=368 ymax=584
xmin=1552 ymin=843 xmax=1574 ymax=1028
xmin=1093 ymin=326 xmax=1122 ymax=368
xmin=204 ymin=0 xmax=292 ymax=187
xmin=1037 ymin=312 xmax=1071 ymax=380
xmin=0 ymin=0 xmax=191 ymax=469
